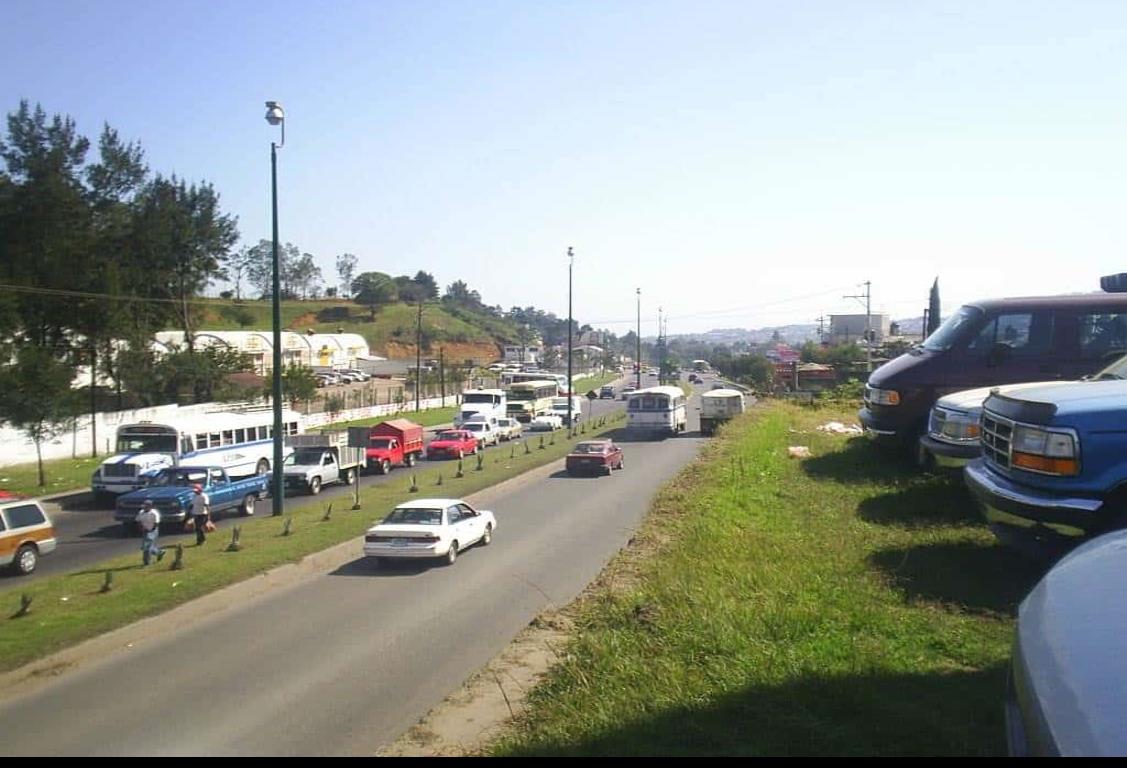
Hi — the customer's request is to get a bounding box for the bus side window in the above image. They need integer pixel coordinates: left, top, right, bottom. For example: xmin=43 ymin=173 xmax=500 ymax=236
xmin=181 ymin=435 xmax=194 ymax=455
xmin=210 ymin=432 xmax=221 ymax=446
xmin=235 ymin=428 xmax=246 ymax=444
xmin=222 ymin=430 xmax=234 ymax=446
xmin=196 ymin=433 xmax=209 ymax=449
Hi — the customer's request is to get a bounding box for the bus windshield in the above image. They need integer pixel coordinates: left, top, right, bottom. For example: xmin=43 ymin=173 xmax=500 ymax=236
xmin=463 ymin=394 xmax=499 ymax=404
xmin=116 ymin=433 xmax=178 ymax=454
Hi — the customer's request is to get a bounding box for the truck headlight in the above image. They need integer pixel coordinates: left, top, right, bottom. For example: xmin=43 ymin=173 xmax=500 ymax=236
xmin=1011 ymin=425 xmax=1079 ymax=476
xmin=867 ymin=387 xmax=900 ymax=406
xmin=930 ymin=409 xmax=981 ymax=442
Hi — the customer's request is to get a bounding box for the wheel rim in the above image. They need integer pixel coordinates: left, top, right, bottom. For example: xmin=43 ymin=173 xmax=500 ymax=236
xmin=18 ymin=548 xmax=36 ymax=573
xmin=311 ymin=478 xmax=321 ymax=493
xmin=244 ymin=495 xmax=255 ymax=514
xmin=448 ymin=542 xmax=458 ymax=563
xmin=483 ymin=525 xmax=492 ymax=544
xmin=383 ymin=461 xmax=390 ymax=474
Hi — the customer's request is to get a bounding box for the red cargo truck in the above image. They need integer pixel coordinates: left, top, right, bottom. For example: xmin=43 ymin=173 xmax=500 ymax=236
xmin=366 ymin=419 xmax=426 ymax=474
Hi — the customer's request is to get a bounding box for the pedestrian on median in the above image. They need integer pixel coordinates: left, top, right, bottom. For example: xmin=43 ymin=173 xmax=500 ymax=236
xmin=136 ymin=499 xmax=166 ymax=566
xmin=189 ymin=483 xmax=211 ymax=545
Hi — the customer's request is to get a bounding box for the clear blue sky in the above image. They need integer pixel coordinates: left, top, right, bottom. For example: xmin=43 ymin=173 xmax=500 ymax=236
xmin=4 ymin=1 xmax=1127 ymax=335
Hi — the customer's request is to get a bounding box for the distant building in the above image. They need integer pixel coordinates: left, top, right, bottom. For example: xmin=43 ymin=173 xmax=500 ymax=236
xmin=153 ymin=330 xmax=376 ymax=374
xmin=764 ymin=344 xmax=801 ymax=364
xmin=828 ymin=314 xmax=890 ymax=345
xmin=503 ymin=344 xmax=542 ymax=364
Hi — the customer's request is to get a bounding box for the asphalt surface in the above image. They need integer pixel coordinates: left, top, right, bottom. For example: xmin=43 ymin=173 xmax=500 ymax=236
xmin=0 ymin=376 xmax=708 ymax=755
xmin=1 ymin=387 xmax=630 ymax=588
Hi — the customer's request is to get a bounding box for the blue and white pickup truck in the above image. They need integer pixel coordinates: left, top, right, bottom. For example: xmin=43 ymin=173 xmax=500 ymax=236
xmin=964 ymin=372 xmax=1127 ymax=557
xmin=114 ymin=466 xmax=269 ymax=532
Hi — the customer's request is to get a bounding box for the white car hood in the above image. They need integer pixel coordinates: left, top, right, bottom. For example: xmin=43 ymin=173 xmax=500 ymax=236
xmin=936 ymin=380 xmax=1070 ymax=413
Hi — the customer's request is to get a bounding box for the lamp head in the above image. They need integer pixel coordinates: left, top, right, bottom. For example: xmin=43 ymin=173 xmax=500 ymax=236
xmin=264 ymin=101 xmax=285 ymax=126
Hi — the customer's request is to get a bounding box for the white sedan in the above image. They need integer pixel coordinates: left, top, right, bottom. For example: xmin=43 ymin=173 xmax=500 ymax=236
xmin=363 ymin=498 xmax=496 ymax=566
xmin=495 ymin=417 xmax=523 ymax=441
xmin=529 ymin=413 xmax=563 ymax=431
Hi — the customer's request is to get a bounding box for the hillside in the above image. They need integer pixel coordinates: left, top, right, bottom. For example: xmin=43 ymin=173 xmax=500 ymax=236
xmin=185 ymin=298 xmax=523 ymax=360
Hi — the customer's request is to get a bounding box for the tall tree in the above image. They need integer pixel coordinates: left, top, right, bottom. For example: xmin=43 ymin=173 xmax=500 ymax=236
xmin=927 ymin=277 xmax=941 ymax=336
xmin=0 ymin=346 xmax=81 ymax=487
xmin=351 ymin=271 xmax=397 ymax=319
xmin=413 ymin=270 xmax=438 ymax=299
xmin=335 ymin=253 xmax=358 ymax=298
xmin=227 ymin=245 xmax=255 ymax=300
xmin=443 ymin=279 xmax=481 ymax=307
xmin=292 ymin=252 xmax=322 ymax=299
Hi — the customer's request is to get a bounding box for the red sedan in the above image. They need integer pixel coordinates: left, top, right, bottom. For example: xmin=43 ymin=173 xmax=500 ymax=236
xmin=427 ymin=429 xmax=479 ymax=459
xmin=565 ymin=440 xmax=625 ymax=476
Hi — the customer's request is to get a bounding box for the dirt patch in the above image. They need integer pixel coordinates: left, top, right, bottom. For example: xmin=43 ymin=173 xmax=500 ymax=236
xmin=288 ymin=312 xmax=319 ymax=330
xmin=382 ymin=341 xmax=501 ymax=363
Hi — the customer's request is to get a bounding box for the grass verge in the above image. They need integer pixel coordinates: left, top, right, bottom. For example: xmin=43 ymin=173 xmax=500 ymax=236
xmin=330 ymin=406 xmax=460 ymax=430
xmin=0 ymin=412 xmax=626 ymax=673
xmin=0 ymin=456 xmax=103 ymax=500
xmin=492 ymin=401 xmax=1044 ymax=756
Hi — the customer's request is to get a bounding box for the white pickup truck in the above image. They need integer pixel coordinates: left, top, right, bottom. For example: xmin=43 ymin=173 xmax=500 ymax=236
xmin=283 ymin=432 xmax=365 ymax=495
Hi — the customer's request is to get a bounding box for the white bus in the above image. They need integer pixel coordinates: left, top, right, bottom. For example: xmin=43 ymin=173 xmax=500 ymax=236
xmin=626 ymin=386 xmax=688 ymax=437
xmin=500 ymin=371 xmax=567 ymax=393
xmin=455 ymin=389 xmax=507 ymax=427
xmin=91 ymin=407 xmax=302 ymax=499
xmin=505 ymin=380 xmax=559 ymax=423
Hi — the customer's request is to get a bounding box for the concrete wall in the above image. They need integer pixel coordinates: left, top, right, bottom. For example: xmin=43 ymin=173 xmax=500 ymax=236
xmin=0 ymin=396 xmax=455 ymax=467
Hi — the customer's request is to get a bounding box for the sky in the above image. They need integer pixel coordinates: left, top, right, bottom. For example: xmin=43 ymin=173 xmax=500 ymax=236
xmin=4 ymin=1 xmax=1127 ymax=336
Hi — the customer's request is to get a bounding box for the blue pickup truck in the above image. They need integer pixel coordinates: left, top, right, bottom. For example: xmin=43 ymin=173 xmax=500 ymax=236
xmin=114 ymin=466 xmax=269 ymax=533
xmin=964 ymin=369 xmax=1127 ymax=558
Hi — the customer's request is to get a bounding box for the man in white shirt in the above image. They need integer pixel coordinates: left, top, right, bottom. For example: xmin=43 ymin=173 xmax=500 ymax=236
xmin=189 ymin=484 xmax=211 ymax=545
xmin=135 ymin=499 xmax=165 ymax=566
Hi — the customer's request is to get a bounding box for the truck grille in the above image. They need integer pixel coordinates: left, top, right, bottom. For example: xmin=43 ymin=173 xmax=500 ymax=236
xmin=981 ymin=410 xmax=1014 ymax=469
xmin=103 ymin=464 xmax=137 ymax=478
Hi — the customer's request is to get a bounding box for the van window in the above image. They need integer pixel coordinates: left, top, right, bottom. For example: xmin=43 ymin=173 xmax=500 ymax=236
xmin=0 ymin=513 xmax=6 ymax=532
xmin=1078 ymin=313 xmax=1127 ymax=362
xmin=923 ymin=306 xmax=983 ymax=351
xmin=967 ymin=313 xmax=1051 ymax=356
xmin=5 ymin=503 xmax=46 ymax=528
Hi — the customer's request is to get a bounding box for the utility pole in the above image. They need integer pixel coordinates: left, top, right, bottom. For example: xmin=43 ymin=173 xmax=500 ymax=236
xmin=439 ymin=347 xmax=445 ymax=407
xmin=657 ymin=306 xmax=663 ymax=385
xmin=636 ymin=288 xmax=642 ymax=390
xmin=415 ymin=300 xmax=423 ymax=412
xmin=844 ymin=281 xmax=872 ymax=372
xmin=567 ymin=247 xmax=574 ymax=433
xmin=922 ymin=307 xmax=929 ymax=341
xmin=816 ymin=315 xmax=826 ymax=339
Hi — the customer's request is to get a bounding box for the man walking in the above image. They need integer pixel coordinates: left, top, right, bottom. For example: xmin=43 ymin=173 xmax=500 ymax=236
xmin=190 ymin=483 xmax=211 ymax=545
xmin=135 ymin=499 xmax=165 ymax=566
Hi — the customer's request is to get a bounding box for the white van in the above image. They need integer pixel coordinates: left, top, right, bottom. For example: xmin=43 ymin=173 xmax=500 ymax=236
xmin=550 ymin=396 xmax=585 ymax=426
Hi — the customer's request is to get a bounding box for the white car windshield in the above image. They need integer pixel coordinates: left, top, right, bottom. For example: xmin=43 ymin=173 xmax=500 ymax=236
xmin=383 ymin=507 xmax=442 ymax=525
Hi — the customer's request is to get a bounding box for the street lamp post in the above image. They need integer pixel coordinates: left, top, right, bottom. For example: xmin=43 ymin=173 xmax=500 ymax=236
xmin=636 ymin=288 xmax=642 ymax=390
xmin=567 ymin=247 xmax=574 ymax=434
xmin=265 ymin=100 xmax=285 ymax=516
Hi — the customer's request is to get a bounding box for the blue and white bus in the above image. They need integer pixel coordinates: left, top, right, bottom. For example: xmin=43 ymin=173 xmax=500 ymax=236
xmin=626 ymin=386 xmax=687 ymax=437
xmin=91 ymin=407 xmax=302 ymax=499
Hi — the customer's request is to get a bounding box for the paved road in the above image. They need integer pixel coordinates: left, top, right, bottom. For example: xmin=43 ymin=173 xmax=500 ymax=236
xmin=0 ymin=378 xmax=707 ymax=755
xmin=1 ymin=386 xmax=628 ymax=588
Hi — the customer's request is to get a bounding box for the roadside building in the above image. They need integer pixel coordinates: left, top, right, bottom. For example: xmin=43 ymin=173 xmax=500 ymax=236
xmin=828 ymin=313 xmax=891 ymax=345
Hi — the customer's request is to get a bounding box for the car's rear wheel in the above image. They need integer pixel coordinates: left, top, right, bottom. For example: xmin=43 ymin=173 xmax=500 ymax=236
xmin=445 ymin=541 xmax=459 ymax=565
xmin=13 ymin=544 xmax=38 ymax=575
xmin=243 ymin=493 xmax=257 ymax=516
xmin=481 ymin=524 xmax=493 ymax=546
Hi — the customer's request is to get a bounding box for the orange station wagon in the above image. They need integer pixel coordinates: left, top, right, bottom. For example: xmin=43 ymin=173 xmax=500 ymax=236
xmin=1 ymin=499 xmax=57 ymax=575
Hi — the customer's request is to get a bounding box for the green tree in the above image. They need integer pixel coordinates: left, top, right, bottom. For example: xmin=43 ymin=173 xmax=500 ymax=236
xmin=443 ymin=280 xmax=481 ymax=307
xmin=413 ymin=270 xmax=439 ymax=300
xmin=351 ymin=271 xmax=397 ymax=319
xmin=335 ymin=253 xmax=358 ymax=297
xmin=0 ymin=347 xmax=81 ymax=487
xmin=218 ymin=304 xmax=255 ymax=328
xmin=278 ymin=364 xmax=318 ymax=405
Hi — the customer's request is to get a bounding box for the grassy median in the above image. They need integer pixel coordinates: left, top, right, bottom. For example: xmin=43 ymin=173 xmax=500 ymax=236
xmin=494 ymin=401 xmax=1044 ymax=756
xmin=0 ymin=413 xmax=625 ymax=673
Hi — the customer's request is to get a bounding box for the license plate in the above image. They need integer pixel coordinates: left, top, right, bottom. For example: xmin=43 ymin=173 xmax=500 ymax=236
xmin=392 ymin=538 xmax=410 ymax=547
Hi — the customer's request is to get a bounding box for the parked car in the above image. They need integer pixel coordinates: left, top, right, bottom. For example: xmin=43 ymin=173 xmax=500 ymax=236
xmin=565 ymin=440 xmax=625 ymax=476
xmin=599 ymin=385 xmax=616 ymax=399
xmin=462 ymin=419 xmax=499 ymax=447
xmin=427 ymin=429 xmax=479 ymax=459
xmin=529 ymin=413 xmax=564 ymax=431
xmin=860 ymin=291 xmax=1127 ymax=450
xmin=1 ymin=498 xmax=56 ymax=575
xmin=495 ymin=417 xmax=523 ymax=441
xmin=1005 ymin=529 xmax=1127 ymax=755
xmin=363 ymin=497 xmax=495 ymax=567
